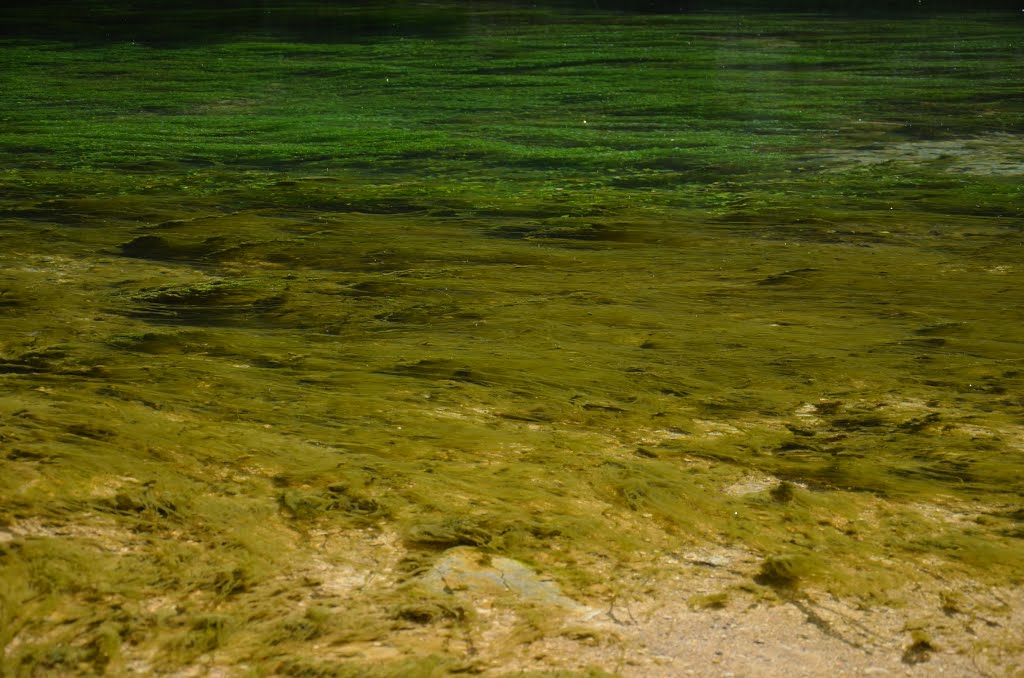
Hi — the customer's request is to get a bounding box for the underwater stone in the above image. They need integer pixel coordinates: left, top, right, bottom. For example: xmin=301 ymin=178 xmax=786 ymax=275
xmin=419 ymin=547 xmax=601 ymax=621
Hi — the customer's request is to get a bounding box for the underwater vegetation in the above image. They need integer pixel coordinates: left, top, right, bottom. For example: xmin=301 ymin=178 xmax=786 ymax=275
xmin=1 ymin=2 xmax=1023 ymax=675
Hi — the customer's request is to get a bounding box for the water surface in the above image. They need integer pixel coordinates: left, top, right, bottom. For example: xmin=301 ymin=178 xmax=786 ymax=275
xmin=1 ymin=3 xmax=1022 ymax=673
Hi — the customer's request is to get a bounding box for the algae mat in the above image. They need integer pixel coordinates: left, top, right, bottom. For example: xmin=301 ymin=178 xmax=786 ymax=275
xmin=1 ymin=3 xmax=1023 ymax=675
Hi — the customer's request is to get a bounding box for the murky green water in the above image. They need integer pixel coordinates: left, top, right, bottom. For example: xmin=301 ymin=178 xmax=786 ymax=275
xmin=1 ymin=3 xmax=1022 ymax=674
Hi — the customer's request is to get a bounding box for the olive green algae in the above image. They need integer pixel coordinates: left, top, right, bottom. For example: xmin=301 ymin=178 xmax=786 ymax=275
xmin=1 ymin=4 xmax=1023 ymax=675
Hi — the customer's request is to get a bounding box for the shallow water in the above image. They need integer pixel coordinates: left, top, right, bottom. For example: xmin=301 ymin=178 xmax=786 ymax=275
xmin=1 ymin=2 xmax=1022 ymax=673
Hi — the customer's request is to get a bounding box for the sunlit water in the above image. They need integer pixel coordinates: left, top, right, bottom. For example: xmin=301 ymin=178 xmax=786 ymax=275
xmin=1 ymin=2 xmax=1022 ymax=672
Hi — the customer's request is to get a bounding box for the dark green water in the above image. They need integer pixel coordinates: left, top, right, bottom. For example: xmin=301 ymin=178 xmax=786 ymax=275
xmin=1 ymin=2 xmax=1022 ymax=674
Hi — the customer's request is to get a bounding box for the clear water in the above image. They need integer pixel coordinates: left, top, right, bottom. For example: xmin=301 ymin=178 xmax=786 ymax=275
xmin=1 ymin=3 xmax=1022 ymax=673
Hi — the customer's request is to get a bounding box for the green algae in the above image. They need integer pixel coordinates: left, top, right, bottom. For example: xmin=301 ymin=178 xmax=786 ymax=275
xmin=2 ymin=2 xmax=1024 ymax=674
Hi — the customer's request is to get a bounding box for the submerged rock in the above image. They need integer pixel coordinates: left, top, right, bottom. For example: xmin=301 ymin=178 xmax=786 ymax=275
xmin=419 ymin=547 xmax=601 ymax=621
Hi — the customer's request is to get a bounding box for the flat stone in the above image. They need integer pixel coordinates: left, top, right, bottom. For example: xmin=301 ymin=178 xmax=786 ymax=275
xmin=419 ymin=546 xmax=602 ymax=621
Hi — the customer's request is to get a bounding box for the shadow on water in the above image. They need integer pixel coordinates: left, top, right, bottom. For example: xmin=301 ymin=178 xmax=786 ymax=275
xmin=3 ymin=0 xmax=1022 ymax=46
xmin=0 ymin=1 xmax=472 ymax=46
